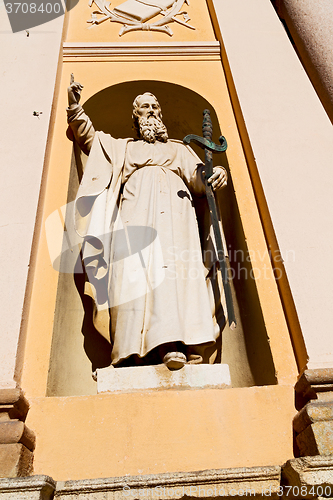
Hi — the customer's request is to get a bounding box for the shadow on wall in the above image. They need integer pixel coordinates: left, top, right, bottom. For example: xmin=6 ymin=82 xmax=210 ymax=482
xmin=46 ymin=80 xmax=276 ymax=397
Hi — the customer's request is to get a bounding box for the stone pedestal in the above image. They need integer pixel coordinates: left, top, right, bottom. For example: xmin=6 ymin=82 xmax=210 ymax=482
xmin=294 ymin=369 xmax=333 ymax=456
xmin=97 ymin=364 xmax=231 ymax=393
xmin=0 ymin=389 xmax=35 ymax=477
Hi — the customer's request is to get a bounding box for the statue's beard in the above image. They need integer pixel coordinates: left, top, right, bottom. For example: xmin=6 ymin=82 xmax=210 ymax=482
xmin=138 ymin=115 xmax=168 ymax=143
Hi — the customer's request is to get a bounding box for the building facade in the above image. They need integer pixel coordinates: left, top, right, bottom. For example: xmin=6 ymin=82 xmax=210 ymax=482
xmin=1 ymin=0 xmax=333 ymax=497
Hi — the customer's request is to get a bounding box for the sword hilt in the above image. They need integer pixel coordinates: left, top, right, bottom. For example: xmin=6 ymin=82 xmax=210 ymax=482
xmin=183 ymin=109 xmax=227 ymax=153
xmin=202 ymin=109 xmax=213 ymax=142
xmin=202 ymin=110 xmax=213 ymax=179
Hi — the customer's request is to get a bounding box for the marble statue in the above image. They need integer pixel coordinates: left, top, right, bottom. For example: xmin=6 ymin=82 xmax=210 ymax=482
xmin=67 ymin=76 xmax=228 ymax=370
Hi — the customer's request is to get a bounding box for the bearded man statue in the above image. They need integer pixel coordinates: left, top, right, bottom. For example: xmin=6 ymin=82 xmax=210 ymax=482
xmin=67 ymin=78 xmax=228 ymax=370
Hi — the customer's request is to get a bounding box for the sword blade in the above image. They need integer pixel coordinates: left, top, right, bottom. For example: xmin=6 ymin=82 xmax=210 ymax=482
xmin=183 ymin=109 xmax=237 ymax=329
xmin=204 ymin=145 xmax=237 ymax=329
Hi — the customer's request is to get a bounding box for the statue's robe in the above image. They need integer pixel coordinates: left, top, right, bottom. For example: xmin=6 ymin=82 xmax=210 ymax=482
xmin=68 ymin=105 xmax=225 ymax=365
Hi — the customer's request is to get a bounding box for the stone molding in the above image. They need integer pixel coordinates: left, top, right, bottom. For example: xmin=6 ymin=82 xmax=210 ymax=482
xmin=294 ymin=369 xmax=333 ymax=457
xmin=0 ymin=388 xmax=35 ymax=478
xmin=0 ymin=475 xmax=56 ymax=500
xmin=1 ymin=461 xmax=333 ymax=499
xmin=55 ymin=466 xmax=281 ymax=499
xmin=0 ymin=388 xmax=29 ymax=421
xmin=295 ymin=369 xmax=333 ymax=409
xmin=63 ymin=42 xmax=221 ymax=60
xmin=282 ymin=456 xmax=333 ymax=498
xmin=0 ymin=421 xmax=35 ymax=451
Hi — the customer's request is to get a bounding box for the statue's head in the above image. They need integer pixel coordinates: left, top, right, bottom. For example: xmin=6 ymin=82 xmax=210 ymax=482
xmin=132 ymin=92 xmax=168 ymax=143
xmin=132 ymin=92 xmax=162 ymax=120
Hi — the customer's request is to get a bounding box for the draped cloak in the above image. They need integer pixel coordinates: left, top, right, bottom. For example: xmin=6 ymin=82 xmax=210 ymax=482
xmin=72 ymin=124 xmax=225 ymax=365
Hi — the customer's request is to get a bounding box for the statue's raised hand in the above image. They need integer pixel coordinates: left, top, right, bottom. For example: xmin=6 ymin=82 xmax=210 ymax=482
xmin=68 ymin=73 xmax=84 ymax=106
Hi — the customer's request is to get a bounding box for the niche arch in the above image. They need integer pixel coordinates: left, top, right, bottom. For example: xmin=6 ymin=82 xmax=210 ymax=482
xmin=47 ymin=80 xmax=276 ymax=397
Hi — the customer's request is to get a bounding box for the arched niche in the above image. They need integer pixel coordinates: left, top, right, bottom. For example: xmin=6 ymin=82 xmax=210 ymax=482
xmin=47 ymin=80 xmax=276 ymax=397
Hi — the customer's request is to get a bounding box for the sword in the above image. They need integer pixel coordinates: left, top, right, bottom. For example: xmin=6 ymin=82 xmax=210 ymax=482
xmin=183 ymin=109 xmax=236 ymax=329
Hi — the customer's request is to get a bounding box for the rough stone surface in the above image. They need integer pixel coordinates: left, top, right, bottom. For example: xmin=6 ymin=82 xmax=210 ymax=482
xmin=294 ymin=401 xmax=333 ymax=434
xmin=0 ymin=444 xmax=33 ymax=478
xmin=55 ymin=465 xmax=281 ymax=499
xmin=0 ymin=421 xmax=36 ymax=451
xmin=97 ymin=364 xmax=231 ymax=393
xmin=295 ymin=368 xmax=333 ymax=409
xmin=0 ymin=388 xmax=35 ymax=477
xmin=296 ymin=421 xmax=333 ymax=456
xmin=293 ymin=369 xmax=333 ymax=456
xmin=282 ymin=456 xmax=333 ymax=498
xmin=0 ymin=475 xmax=55 ymax=499
xmin=0 ymin=389 xmax=29 ymax=421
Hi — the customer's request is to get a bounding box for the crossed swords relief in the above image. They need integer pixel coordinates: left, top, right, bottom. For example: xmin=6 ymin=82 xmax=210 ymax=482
xmin=87 ymin=0 xmax=195 ymax=36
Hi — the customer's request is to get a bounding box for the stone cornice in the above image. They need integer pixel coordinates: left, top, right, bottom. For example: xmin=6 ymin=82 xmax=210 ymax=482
xmin=63 ymin=41 xmax=221 ymax=60
xmin=55 ymin=466 xmax=281 ymax=498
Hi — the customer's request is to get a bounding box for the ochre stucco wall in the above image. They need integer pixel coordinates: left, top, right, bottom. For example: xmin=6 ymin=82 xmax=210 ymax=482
xmin=27 ymin=385 xmax=295 ymax=481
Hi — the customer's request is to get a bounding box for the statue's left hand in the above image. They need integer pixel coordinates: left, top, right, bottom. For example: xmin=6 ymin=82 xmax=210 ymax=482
xmin=207 ymin=166 xmax=228 ymax=191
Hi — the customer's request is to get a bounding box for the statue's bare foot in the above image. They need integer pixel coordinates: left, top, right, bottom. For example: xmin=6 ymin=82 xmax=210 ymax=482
xmin=187 ymin=354 xmax=203 ymax=365
xmin=163 ymin=352 xmax=186 ymax=370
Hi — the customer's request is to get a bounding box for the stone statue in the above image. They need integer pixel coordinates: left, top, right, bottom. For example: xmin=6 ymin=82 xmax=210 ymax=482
xmin=67 ymin=76 xmax=228 ymax=370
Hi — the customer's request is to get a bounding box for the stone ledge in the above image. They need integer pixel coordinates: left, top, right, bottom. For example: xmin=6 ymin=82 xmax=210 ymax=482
xmin=294 ymin=369 xmax=333 ymax=456
xmin=296 ymin=421 xmax=333 ymax=456
xmin=0 ymin=388 xmax=29 ymax=422
xmin=55 ymin=465 xmax=281 ymax=499
xmin=0 ymin=421 xmax=35 ymax=451
xmin=0 ymin=388 xmax=35 ymax=478
xmin=97 ymin=364 xmax=231 ymax=394
xmin=295 ymin=369 xmax=333 ymax=410
xmin=294 ymin=401 xmax=333 ymax=434
xmin=282 ymin=456 xmax=333 ymax=499
xmin=0 ymin=474 xmax=55 ymax=499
